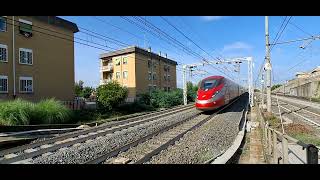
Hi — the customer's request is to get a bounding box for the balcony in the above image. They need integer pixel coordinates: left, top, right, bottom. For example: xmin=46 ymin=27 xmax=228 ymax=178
xmin=101 ymin=64 xmax=113 ymax=72
xmin=100 ymin=79 xmax=112 ymax=85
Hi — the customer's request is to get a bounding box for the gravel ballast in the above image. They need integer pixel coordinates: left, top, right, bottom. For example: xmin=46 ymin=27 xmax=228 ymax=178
xmin=147 ymin=95 xmax=248 ymax=164
xmin=31 ymin=108 xmax=199 ymax=164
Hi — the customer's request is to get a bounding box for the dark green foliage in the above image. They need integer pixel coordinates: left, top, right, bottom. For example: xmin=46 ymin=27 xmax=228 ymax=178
xmin=271 ymin=84 xmax=282 ymax=91
xmin=82 ymin=87 xmax=94 ymax=98
xmin=75 ymin=80 xmax=84 ymax=97
xmin=96 ymin=81 xmax=128 ymax=111
xmin=150 ymin=89 xmax=183 ymax=108
xmin=75 ymin=80 xmax=94 ymax=98
xmin=187 ymin=81 xmax=198 ymax=102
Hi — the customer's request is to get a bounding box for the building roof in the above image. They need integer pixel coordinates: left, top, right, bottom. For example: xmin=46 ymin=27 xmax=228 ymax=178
xmin=30 ymin=16 xmax=79 ymax=33
xmin=311 ymin=66 xmax=320 ymax=73
xmin=100 ymin=46 xmax=178 ymax=65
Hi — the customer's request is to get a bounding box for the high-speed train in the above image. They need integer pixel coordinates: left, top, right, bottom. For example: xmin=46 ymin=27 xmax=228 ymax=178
xmin=195 ymin=76 xmax=245 ymax=111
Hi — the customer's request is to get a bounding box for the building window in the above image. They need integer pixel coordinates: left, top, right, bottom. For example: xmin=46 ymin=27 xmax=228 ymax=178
xmin=115 ymin=58 xmax=121 ymax=66
xmin=19 ymin=19 xmax=33 ymax=37
xmin=164 ymin=74 xmax=167 ymax=80
xmin=148 ymin=72 xmax=152 ymax=80
xmin=0 ymin=44 xmax=8 ymax=62
xmin=153 ymin=85 xmax=157 ymax=90
xmin=123 ymin=57 xmax=128 ymax=65
xmin=153 ymin=62 xmax=157 ymax=69
xmin=168 ymin=75 xmax=171 ymax=81
xmin=167 ymin=66 xmax=170 ymax=72
xmin=123 ymin=71 xmax=128 ymax=79
xmin=148 ymin=60 xmax=152 ymax=68
xmin=148 ymin=85 xmax=152 ymax=92
xmin=153 ymin=73 xmax=156 ymax=80
xmin=168 ymin=87 xmax=171 ymax=91
xmin=19 ymin=77 xmax=33 ymax=93
xmin=0 ymin=17 xmax=7 ymax=32
xmin=116 ymin=72 xmax=121 ymax=79
xmin=19 ymin=48 xmax=33 ymax=65
xmin=0 ymin=75 xmax=8 ymax=93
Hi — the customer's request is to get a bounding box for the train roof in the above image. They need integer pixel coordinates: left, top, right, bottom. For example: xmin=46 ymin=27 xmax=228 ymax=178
xmin=202 ymin=76 xmax=224 ymax=80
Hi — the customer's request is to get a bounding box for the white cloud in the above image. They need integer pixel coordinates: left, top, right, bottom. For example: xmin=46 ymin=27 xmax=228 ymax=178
xmin=222 ymin=42 xmax=253 ymax=52
xmin=201 ymin=16 xmax=224 ymax=21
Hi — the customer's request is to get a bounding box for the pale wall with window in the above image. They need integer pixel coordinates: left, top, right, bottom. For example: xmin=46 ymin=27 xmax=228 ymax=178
xmin=112 ymin=53 xmax=136 ymax=98
xmin=0 ymin=16 xmax=78 ymax=101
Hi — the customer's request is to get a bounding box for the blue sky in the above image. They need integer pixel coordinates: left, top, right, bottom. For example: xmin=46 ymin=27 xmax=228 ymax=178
xmin=60 ymin=16 xmax=320 ymax=88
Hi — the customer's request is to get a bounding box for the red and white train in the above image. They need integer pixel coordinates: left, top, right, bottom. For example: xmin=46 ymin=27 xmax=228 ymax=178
xmin=195 ymin=76 xmax=245 ymax=111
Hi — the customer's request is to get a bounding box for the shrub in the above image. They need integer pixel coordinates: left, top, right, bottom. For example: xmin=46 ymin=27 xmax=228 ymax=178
xmin=31 ymin=99 xmax=72 ymax=124
xmin=0 ymin=98 xmax=72 ymax=125
xmin=0 ymin=99 xmax=33 ymax=125
xmin=136 ymin=93 xmax=151 ymax=105
xmin=96 ymin=81 xmax=128 ymax=111
xmin=187 ymin=81 xmax=198 ymax=102
xmin=150 ymin=89 xmax=183 ymax=108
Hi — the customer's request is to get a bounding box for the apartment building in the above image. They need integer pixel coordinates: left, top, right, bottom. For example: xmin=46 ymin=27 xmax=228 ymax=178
xmin=100 ymin=46 xmax=177 ymax=101
xmin=273 ymin=66 xmax=320 ymax=98
xmin=0 ymin=16 xmax=78 ymax=101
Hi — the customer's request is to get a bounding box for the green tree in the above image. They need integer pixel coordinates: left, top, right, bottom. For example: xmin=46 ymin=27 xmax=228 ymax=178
xmin=75 ymin=80 xmax=84 ymax=97
xmin=271 ymin=84 xmax=282 ymax=91
xmin=150 ymin=89 xmax=183 ymax=108
xmin=96 ymin=81 xmax=128 ymax=111
xmin=187 ymin=81 xmax=199 ymax=102
xmin=81 ymin=87 xmax=94 ymax=98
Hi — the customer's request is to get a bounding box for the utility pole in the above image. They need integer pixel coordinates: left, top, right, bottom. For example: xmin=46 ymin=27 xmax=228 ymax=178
xmin=265 ymin=16 xmax=272 ymax=112
xmin=183 ymin=65 xmax=188 ymax=105
xmin=261 ymin=72 xmax=265 ymax=107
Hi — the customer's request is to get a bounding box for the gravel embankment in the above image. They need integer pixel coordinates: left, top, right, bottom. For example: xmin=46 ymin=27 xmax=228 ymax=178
xmin=105 ymin=114 xmax=207 ymax=164
xmin=147 ymin=96 xmax=248 ymax=164
xmin=31 ymin=108 xmax=199 ymax=164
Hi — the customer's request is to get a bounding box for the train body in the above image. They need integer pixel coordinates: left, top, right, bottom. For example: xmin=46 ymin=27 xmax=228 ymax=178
xmin=195 ymin=76 xmax=245 ymax=111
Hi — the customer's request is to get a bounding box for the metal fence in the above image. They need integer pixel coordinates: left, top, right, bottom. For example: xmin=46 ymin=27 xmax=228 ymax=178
xmin=62 ymin=99 xmax=85 ymax=110
xmin=258 ymin=106 xmax=319 ymax=164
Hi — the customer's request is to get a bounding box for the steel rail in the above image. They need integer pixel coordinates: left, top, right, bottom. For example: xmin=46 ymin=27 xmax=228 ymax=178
xmin=278 ymin=101 xmax=320 ymax=128
xmin=134 ymin=96 xmax=242 ymax=164
xmin=86 ymin=96 xmax=242 ymax=164
xmin=0 ymin=105 xmax=194 ymax=163
xmin=85 ymin=113 xmax=202 ymax=164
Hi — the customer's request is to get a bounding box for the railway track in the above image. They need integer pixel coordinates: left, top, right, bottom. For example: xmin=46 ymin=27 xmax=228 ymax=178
xmin=85 ymin=97 xmax=241 ymax=164
xmin=271 ymin=97 xmax=320 ymax=130
xmin=0 ymin=104 xmax=194 ymax=164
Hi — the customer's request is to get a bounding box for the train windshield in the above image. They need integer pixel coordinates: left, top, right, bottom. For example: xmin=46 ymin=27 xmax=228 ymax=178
xmin=200 ymin=79 xmax=221 ymax=90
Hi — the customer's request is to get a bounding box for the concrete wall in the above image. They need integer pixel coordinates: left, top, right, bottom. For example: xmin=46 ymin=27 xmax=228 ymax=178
xmin=273 ymin=75 xmax=320 ymax=98
xmin=0 ymin=16 xmax=75 ymax=101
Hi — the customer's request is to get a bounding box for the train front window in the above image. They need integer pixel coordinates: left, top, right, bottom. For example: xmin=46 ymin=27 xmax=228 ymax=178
xmin=200 ymin=79 xmax=220 ymax=90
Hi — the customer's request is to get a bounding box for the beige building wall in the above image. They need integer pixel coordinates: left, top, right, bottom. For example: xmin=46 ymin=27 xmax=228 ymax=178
xmin=0 ymin=16 xmax=76 ymax=101
xmin=100 ymin=47 xmax=178 ymax=100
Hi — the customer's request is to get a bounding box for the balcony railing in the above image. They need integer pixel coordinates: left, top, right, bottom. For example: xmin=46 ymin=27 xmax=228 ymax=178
xmin=100 ymin=79 xmax=112 ymax=85
xmin=101 ymin=64 xmax=113 ymax=72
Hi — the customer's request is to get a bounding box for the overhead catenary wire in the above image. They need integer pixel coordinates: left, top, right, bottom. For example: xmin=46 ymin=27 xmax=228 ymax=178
xmin=122 ymin=16 xmax=235 ymax=80
xmin=5 ymin=21 xmax=183 ymax=68
xmin=93 ymin=16 xmax=185 ymax=59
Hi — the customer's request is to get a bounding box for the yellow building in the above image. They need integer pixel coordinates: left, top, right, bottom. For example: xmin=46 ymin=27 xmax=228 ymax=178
xmin=100 ymin=46 xmax=177 ymax=102
xmin=0 ymin=16 xmax=78 ymax=101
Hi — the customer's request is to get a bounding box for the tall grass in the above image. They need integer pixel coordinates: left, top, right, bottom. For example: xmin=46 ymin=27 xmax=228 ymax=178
xmin=31 ymin=99 xmax=72 ymax=124
xmin=0 ymin=99 xmax=33 ymax=125
xmin=0 ymin=98 xmax=72 ymax=125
